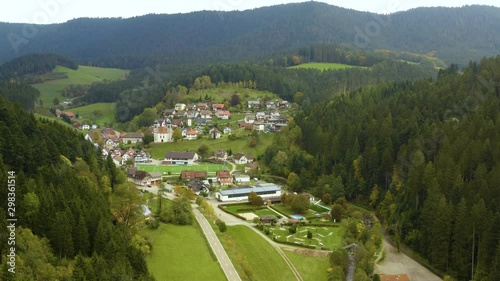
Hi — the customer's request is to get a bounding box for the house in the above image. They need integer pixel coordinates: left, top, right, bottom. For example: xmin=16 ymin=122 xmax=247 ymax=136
xmin=164 ymin=152 xmax=199 ymax=165
xmin=186 ymin=104 xmax=196 ymax=111
xmin=174 ymin=110 xmax=187 ymax=118
xmin=81 ymin=121 xmax=90 ymax=130
xmin=127 ymin=168 xmax=149 ymax=186
xmin=209 ymin=128 xmax=222 ymax=139
xmin=147 ymin=172 xmax=162 ymax=186
xmin=55 ymin=109 xmax=62 ymax=117
xmin=379 ymin=274 xmax=410 ymax=281
xmin=197 ymin=103 xmax=208 ymax=111
xmin=181 ymin=170 xmax=208 ymax=180
xmin=186 ymin=111 xmax=199 ymax=119
xmin=245 ymin=162 xmax=259 ymax=173
xmin=214 ymin=149 xmax=227 ymax=161
xmin=171 ymin=119 xmax=184 ymax=128
xmin=163 ymin=109 xmax=175 ymax=118
xmin=122 ymin=132 xmax=144 ymax=144
xmin=244 ymin=115 xmax=255 ymax=124
xmin=266 ymin=101 xmax=276 ymax=109
xmin=174 ymin=103 xmax=186 ymax=111
xmin=239 ymin=123 xmax=253 ymax=131
xmin=154 ymin=127 xmax=172 ymax=143
xmin=247 ymin=100 xmax=260 ymax=109
xmin=278 ymin=100 xmax=289 ymax=108
xmin=185 ymin=128 xmax=198 ymax=140
xmin=233 ymin=153 xmax=249 ymax=165
xmin=216 ymin=184 xmax=282 ymax=202
xmin=212 ymin=104 xmax=224 ymax=111
xmin=187 ymin=180 xmax=209 ymax=195
xmin=223 ymin=127 xmax=232 ymax=134
xmin=64 ymin=111 xmax=76 ymax=119
xmin=73 ymin=122 xmax=81 ymax=129
xmin=104 ymin=137 xmax=120 ymax=148
xmin=269 ymin=112 xmax=280 ymax=120
xmin=199 ymin=110 xmax=213 ymax=119
xmin=234 ymin=174 xmax=251 ymax=184
xmin=134 ymin=150 xmax=151 ymax=163
xmin=253 ymin=122 xmax=265 ymax=132
xmin=216 ymin=110 xmax=231 ymax=120
xmin=259 ymin=215 xmax=277 ymax=224
xmin=195 ymin=118 xmax=209 ymax=126
xmin=246 ymin=154 xmax=254 ymax=162
xmin=255 ymin=112 xmax=266 ymax=121
xmin=216 ymin=170 xmax=233 ymax=186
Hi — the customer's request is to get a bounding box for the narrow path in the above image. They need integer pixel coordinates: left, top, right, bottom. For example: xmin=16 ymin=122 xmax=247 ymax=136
xmin=193 ymin=208 xmax=242 ymax=281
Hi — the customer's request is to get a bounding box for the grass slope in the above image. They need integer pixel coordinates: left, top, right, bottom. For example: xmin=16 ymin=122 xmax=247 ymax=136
xmin=147 ymin=133 xmax=274 ymax=159
xmin=140 ymin=223 xmax=226 ymax=281
xmin=191 ymin=86 xmax=277 ymax=104
xmin=70 ymin=102 xmax=116 ymax=126
xmin=217 ymin=225 xmax=295 ymax=281
xmin=136 ymin=163 xmax=226 ymax=175
xmin=289 ymin=62 xmax=364 ymax=71
xmin=33 ymin=65 xmax=128 ymax=107
xmin=283 ymin=251 xmax=330 ymax=281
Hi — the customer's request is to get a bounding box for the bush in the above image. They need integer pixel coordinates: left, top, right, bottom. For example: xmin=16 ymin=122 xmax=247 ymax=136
xmin=146 ymin=218 xmax=160 ymax=229
xmin=288 ymin=225 xmax=297 ymax=234
xmin=216 ymin=220 xmax=227 ymax=233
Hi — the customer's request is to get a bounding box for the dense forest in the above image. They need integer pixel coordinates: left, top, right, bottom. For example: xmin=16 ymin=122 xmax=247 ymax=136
xmin=0 ymin=53 xmax=78 ymax=80
xmin=263 ymin=56 xmax=500 ymax=280
xmin=0 ymin=98 xmax=154 ymax=280
xmin=0 ymin=81 xmax=40 ymax=110
xmin=0 ymin=2 xmax=498 ymax=67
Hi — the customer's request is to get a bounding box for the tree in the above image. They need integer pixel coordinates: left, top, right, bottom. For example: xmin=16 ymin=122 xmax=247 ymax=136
xmin=53 ymin=97 xmax=60 ymax=105
xmin=142 ymin=132 xmax=154 ymax=146
xmin=322 ymin=193 xmax=332 ymax=205
xmin=198 ymin=144 xmax=210 ymax=159
xmin=248 ymin=192 xmax=264 ymax=206
xmin=173 ymin=127 xmax=182 ymax=142
xmin=290 ymin=194 xmax=310 ymax=213
xmin=110 ymin=182 xmax=146 ymax=231
xmin=287 ymin=172 xmax=301 ymax=192
xmin=230 ymin=94 xmax=241 ymax=106
xmin=330 ymin=203 xmax=345 ymax=222
xmin=307 ymin=230 xmax=313 ymax=239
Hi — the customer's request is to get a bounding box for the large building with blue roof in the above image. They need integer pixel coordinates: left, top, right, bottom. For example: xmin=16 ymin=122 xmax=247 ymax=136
xmin=216 ymin=183 xmax=282 ymax=202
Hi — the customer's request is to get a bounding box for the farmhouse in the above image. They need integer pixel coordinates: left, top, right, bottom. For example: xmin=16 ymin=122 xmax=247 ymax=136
xmin=122 ymin=132 xmax=144 ymax=144
xmin=216 ymin=184 xmax=282 ymax=202
xmin=181 ymin=170 xmax=208 ymax=180
xmin=216 ymin=170 xmax=233 ymax=186
xmin=127 ymin=168 xmax=149 ymax=186
xmin=164 ymin=152 xmax=199 ymax=165
xmin=233 ymin=153 xmax=249 ymax=164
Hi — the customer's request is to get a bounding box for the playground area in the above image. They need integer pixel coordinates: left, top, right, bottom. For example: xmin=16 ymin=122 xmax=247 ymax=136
xmin=270 ymin=225 xmax=343 ymax=249
xmin=136 ymin=163 xmax=226 ymax=175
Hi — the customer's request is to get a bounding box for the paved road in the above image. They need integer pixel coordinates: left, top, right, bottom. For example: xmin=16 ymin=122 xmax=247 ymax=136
xmin=193 ymin=208 xmax=242 ymax=281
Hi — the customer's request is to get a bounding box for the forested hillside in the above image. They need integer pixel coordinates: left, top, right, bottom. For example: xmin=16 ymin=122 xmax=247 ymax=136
xmin=0 ymin=98 xmax=154 ymax=280
xmin=0 ymin=2 xmax=498 ymax=67
xmin=0 ymin=53 xmax=78 ymax=80
xmin=263 ymin=56 xmax=500 ymax=280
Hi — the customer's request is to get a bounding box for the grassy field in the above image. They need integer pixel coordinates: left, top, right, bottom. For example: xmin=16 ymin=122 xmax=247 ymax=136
xmin=147 ymin=132 xmax=274 ymax=159
xmin=136 ymin=163 xmax=226 ymax=175
xmin=222 ymin=204 xmax=281 ymax=219
xmin=270 ymin=225 xmax=343 ymax=249
xmin=140 ymin=223 xmax=226 ymax=281
xmin=283 ymin=250 xmax=330 ymax=281
xmin=271 ymin=204 xmax=317 ymax=218
xmin=70 ymin=102 xmax=116 ymax=126
xmin=217 ymin=225 xmax=295 ymax=281
xmin=192 ymin=86 xmax=278 ymax=104
xmin=33 ymin=65 xmax=128 ymax=108
xmin=289 ymin=62 xmax=364 ymax=71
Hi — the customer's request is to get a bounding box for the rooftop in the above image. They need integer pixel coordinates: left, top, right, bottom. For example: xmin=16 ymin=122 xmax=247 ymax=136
xmin=218 ymin=185 xmax=281 ymax=196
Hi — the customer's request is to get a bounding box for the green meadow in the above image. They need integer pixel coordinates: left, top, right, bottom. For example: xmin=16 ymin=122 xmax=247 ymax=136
xmin=289 ymin=62 xmax=364 ymax=71
xmin=70 ymin=102 xmax=117 ymax=126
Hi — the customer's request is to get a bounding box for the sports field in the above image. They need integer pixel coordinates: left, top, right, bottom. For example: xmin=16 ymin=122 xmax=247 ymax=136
xmin=136 ymin=163 xmax=226 ymax=174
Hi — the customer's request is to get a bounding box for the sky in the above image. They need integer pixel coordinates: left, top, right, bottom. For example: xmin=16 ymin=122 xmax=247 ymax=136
xmin=1 ymin=0 xmax=499 ymax=24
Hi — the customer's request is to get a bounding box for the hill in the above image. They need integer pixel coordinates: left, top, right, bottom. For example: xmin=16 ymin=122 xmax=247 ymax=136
xmin=0 ymin=2 xmax=498 ymax=67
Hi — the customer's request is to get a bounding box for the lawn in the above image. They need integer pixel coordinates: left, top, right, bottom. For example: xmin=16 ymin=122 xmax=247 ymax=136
xmin=140 ymin=223 xmax=226 ymax=281
xmin=289 ymin=62 xmax=364 ymax=71
xmin=222 ymin=204 xmax=281 ymax=219
xmin=216 ymin=225 xmax=295 ymax=281
xmin=136 ymin=163 xmax=226 ymax=175
xmin=269 ymin=225 xmax=343 ymax=249
xmin=191 ymin=86 xmax=278 ymax=104
xmin=70 ymin=102 xmax=116 ymax=126
xmin=283 ymin=250 xmax=330 ymax=281
xmin=147 ymin=132 xmax=274 ymax=159
xmin=271 ymin=204 xmax=317 ymax=218
xmin=33 ymin=65 xmax=129 ymax=108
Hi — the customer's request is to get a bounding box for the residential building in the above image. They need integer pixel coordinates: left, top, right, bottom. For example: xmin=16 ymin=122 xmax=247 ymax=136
xmin=223 ymin=127 xmax=232 ymax=134
xmin=163 ymin=152 xmax=199 ymax=165
xmin=214 ymin=149 xmax=227 ymax=161
xmin=234 ymin=174 xmax=251 ymax=184
xmin=244 ymin=115 xmax=255 ymax=124
xmin=122 ymin=132 xmax=144 ymax=144
xmin=247 ymin=100 xmax=260 ymax=109
xmin=233 ymin=153 xmax=249 ymax=165
xmin=197 ymin=103 xmax=208 ymax=111
xmin=216 ymin=170 xmax=233 ymax=186
xmin=216 ymin=110 xmax=231 ymax=120
xmin=209 ymin=128 xmax=222 ymax=139
xmin=200 ymin=110 xmax=213 ymax=119
xmin=185 ymin=128 xmax=198 ymax=140
xmin=181 ymin=170 xmax=208 ymax=180
xmin=212 ymin=104 xmax=225 ymax=111
xmin=174 ymin=103 xmax=186 ymax=111
xmin=154 ymin=127 xmax=172 ymax=143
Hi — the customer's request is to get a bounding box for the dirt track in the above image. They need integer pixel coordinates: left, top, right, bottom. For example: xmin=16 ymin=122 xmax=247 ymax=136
xmin=375 ymin=239 xmax=442 ymax=281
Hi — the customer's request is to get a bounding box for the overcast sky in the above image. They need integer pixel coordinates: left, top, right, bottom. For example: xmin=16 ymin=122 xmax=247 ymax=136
xmin=1 ymin=0 xmax=499 ymax=24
